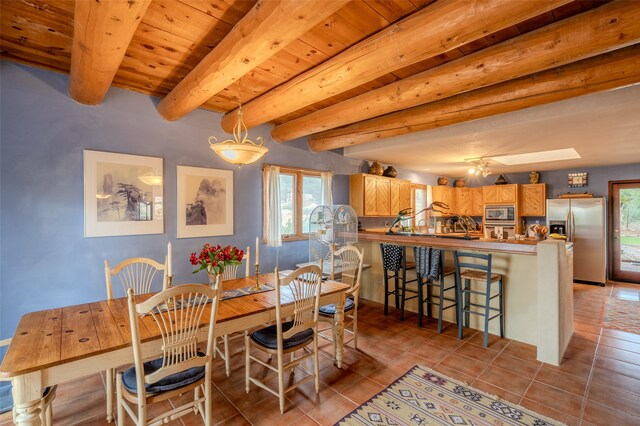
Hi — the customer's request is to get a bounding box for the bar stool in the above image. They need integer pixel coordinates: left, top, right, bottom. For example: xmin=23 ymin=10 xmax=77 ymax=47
xmin=454 ymin=251 xmax=504 ymax=347
xmin=380 ymin=243 xmax=417 ymax=320
xmin=414 ymin=247 xmax=457 ymax=332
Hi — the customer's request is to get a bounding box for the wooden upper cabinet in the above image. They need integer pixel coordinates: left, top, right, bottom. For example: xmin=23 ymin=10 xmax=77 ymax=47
xmin=472 ymin=187 xmax=484 ymax=216
xmin=483 ymin=184 xmax=518 ymax=204
xmin=521 ymin=183 xmax=547 ymax=216
xmin=350 ymin=174 xmax=409 ymax=217
xmin=400 ymin=181 xmax=412 ymax=211
xmin=432 ymin=186 xmax=456 ymax=216
xmin=389 ymin=179 xmax=400 ymax=214
xmin=483 ymin=185 xmax=499 ymax=204
xmin=456 ymin=188 xmax=473 ymax=216
xmin=500 ymin=184 xmax=518 ymax=203
xmin=377 ymin=178 xmax=390 ymax=216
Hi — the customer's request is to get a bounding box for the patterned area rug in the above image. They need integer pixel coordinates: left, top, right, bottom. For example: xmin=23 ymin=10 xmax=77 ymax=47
xmin=337 ymin=364 xmax=565 ymax=426
xmin=603 ymin=297 xmax=640 ymax=335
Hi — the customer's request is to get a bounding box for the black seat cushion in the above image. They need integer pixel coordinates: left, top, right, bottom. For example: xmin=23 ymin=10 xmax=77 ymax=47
xmin=122 ymin=352 xmax=206 ymax=394
xmin=319 ymin=297 xmax=355 ymax=315
xmin=251 ymin=321 xmax=314 ymax=350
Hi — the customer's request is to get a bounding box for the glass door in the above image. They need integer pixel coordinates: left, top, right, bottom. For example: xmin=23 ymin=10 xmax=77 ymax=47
xmin=610 ymin=180 xmax=640 ymax=283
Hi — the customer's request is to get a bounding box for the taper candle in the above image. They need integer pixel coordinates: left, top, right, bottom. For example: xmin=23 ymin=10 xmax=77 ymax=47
xmin=167 ymin=242 xmax=172 ymax=277
xmin=255 ymin=236 xmax=259 ymax=266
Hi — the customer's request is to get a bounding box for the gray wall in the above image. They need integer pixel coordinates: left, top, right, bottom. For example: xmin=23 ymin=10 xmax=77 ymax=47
xmin=0 ymin=62 xmax=436 ymax=343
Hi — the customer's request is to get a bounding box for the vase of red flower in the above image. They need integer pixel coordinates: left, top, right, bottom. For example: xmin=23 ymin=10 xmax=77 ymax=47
xmin=189 ymin=243 xmax=244 ymax=288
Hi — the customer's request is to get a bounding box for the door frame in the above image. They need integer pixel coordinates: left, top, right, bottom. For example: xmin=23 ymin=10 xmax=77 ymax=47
xmin=608 ymin=179 xmax=640 ymax=283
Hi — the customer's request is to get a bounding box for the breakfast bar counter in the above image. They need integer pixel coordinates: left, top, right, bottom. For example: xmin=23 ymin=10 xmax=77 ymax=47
xmin=356 ymin=230 xmax=574 ymax=366
xmin=357 ymin=231 xmax=539 ymax=254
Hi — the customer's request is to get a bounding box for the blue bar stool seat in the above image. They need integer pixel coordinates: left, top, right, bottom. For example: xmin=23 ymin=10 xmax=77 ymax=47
xmin=454 ymin=251 xmax=504 ymax=347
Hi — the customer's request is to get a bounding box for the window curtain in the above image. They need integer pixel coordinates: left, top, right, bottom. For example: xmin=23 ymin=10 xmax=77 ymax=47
xmin=320 ymin=172 xmax=333 ymax=206
xmin=265 ymin=166 xmax=282 ymax=247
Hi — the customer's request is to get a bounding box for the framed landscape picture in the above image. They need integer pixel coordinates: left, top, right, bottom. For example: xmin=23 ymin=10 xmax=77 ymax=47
xmin=84 ymin=150 xmax=163 ymax=237
xmin=177 ymin=166 xmax=233 ymax=238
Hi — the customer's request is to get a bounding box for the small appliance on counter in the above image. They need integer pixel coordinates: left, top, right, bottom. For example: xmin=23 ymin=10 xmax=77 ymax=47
xmin=483 ymin=204 xmax=516 ymax=239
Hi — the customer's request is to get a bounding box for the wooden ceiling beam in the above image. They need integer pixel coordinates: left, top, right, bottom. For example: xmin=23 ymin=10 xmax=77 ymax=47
xmin=272 ymin=0 xmax=640 ymax=142
xmin=68 ymin=0 xmax=152 ymax=105
xmin=307 ymin=45 xmax=640 ymax=152
xmin=156 ymin=0 xmax=349 ymax=121
xmin=221 ymin=0 xmax=572 ymax=133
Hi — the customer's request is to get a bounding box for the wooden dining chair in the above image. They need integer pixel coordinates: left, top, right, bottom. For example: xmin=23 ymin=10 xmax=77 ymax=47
xmin=245 ymin=264 xmax=323 ymax=414
xmin=0 ymin=338 xmax=57 ymax=425
xmin=104 ymin=256 xmax=168 ymax=423
xmin=215 ymin=246 xmax=251 ymax=377
xmin=116 ymin=280 xmax=220 ymax=426
xmin=319 ymin=245 xmax=364 ymax=351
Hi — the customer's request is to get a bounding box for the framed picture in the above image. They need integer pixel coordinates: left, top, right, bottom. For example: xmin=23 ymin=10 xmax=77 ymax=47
xmin=177 ymin=166 xmax=233 ymax=238
xmin=84 ymin=150 xmax=163 ymax=237
xmin=568 ymin=172 xmax=588 ymax=187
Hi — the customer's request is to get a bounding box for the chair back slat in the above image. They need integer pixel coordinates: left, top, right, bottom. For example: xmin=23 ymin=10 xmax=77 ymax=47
xmin=333 ymin=245 xmax=364 ymax=297
xmin=221 ymin=245 xmax=251 ymax=281
xmin=275 ymin=264 xmax=322 ymax=340
xmin=454 ymin=251 xmax=493 ymax=274
xmin=127 ymin=280 xmax=219 ymax=397
xmin=105 ymin=257 xmax=167 ymax=299
xmin=222 ymin=265 xmax=239 ymax=281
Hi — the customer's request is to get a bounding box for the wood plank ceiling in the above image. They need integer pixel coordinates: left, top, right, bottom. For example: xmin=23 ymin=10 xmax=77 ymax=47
xmin=2 ymin=0 xmax=639 ymax=152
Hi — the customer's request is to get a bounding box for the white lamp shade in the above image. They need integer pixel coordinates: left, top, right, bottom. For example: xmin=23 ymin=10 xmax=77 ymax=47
xmin=210 ymin=142 xmax=268 ymax=166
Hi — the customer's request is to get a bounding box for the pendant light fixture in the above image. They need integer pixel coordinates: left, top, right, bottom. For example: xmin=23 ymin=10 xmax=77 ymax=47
xmin=209 ymin=78 xmax=268 ymax=166
xmin=465 ymin=158 xmax=492 ymax=177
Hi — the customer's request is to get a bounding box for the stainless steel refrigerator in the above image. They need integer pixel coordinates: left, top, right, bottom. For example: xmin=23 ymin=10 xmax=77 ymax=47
xmin=547 ymin=198 xmax=607 ymax=285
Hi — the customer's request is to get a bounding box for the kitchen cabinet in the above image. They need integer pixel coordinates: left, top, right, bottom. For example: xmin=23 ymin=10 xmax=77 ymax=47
xmin=483 ymin=184 xmax=518 ymax=204
xmin=472 ymin=187 xmax=484 ymax=216
xmin=400 ymin=180 xmax=412 ymax=212
xmin=390 ymin=180 xmax=412 ymax=214
xmin=390 ymin=179 xmax=400 ymax=214
xmin=521 ymin=183 xmax=547 ymax=216
xmin=456 ymin=188 xmax=473 ymax=216
xmin=432 ymin=186 xmax=457 ymax=216
xmin=350 ymin=174 xmax=410 ymax=217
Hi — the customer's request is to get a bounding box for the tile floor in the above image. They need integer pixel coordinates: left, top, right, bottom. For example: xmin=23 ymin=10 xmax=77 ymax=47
xmin=1 ymin=281 xmax=639 ymax=425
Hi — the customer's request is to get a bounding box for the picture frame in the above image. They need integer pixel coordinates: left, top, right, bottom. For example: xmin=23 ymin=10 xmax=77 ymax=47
xmin=568 ymin=172 xmax=588 ymax=187
xmin=84 ymin=150 xmax=163 ymax=237
xmin=177 ymin=165 xmax=234 ymax=238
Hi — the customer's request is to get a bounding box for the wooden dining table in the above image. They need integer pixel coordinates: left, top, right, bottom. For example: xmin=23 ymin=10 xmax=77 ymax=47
xmin=0 ymin=273 xmax=349 ymax=426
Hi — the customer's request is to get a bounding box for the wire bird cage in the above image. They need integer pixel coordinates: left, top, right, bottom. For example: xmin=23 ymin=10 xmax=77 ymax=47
xmin=308 ymin=205 xmax=358 ymax=273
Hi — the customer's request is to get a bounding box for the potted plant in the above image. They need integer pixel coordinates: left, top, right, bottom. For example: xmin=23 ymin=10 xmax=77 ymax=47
xmin=190 ymin=243 xmax=244 ymax=287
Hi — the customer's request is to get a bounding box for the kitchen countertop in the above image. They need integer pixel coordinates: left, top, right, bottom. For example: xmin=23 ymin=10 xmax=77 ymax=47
xmin=358 ymin=230 xmax=539 ymax=255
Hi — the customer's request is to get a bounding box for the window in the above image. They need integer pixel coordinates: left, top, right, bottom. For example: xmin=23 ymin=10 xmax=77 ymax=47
xmin=264 ymin=166 xmax=331 ymax=241
xmin=413 ymin=184 xmax=427 ymax=229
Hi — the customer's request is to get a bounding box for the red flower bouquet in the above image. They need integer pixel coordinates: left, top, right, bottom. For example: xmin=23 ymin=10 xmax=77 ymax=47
xmin=190 ymin=243 xmax=244 ymax=275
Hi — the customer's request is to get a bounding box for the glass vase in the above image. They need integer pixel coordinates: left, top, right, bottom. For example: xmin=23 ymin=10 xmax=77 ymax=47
xmin=207 ymin=271 xmax=220 ymax=289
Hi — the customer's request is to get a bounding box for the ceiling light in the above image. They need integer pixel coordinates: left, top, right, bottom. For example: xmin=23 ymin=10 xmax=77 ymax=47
xmin=209 ymin=79 xmax=268 ymax=166
xmin=465 ymin=158 xmax=492 ymax=177
xmin=490 ymin=148 xmax=581 ymax=165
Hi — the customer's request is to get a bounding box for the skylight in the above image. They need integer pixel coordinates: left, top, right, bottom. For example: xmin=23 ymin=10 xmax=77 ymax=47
xmin=490 ymin=148 xmax=581 ymax=165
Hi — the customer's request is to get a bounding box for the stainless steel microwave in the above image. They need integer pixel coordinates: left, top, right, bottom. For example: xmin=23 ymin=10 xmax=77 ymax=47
xmin=484 ymin=205 xmax=516 ymax=223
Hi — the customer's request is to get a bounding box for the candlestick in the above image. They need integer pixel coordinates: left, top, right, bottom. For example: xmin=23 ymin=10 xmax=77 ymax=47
xmin=254 ymin=263 xmax=260 ymax=291
xmin=167 ymin=242 xmax=172 ymax=277
xmin=255 ymin=236 xmax=259 ymax=266
xmin=164 ymin=275 xmax=174 ymax=309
